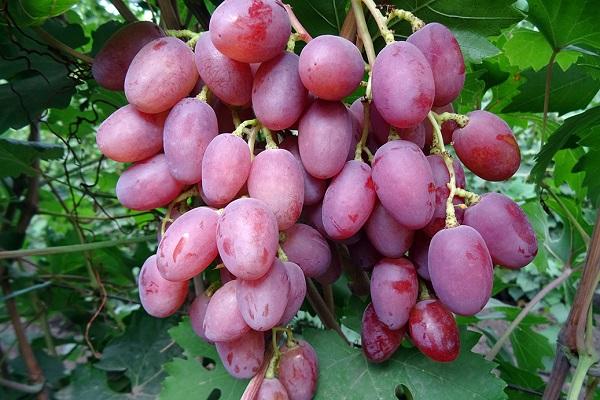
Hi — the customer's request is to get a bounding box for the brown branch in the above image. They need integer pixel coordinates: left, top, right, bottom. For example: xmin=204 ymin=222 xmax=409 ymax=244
xmin=541 ymin=50 xmax=558 ymax=145
xmin=157 ymin=0 xmax=181 ymax=29
xmin=340 ymin=7 xmax=357 ymax=40
xmin=0 ymin=377 xmax=44 ymax=394
xmin=109 ymin=0 xmax=137 ymax=22
xmin=32 ymin=27 xmax=94 ymax=64
xmin=282 ymin=2 xmax=312 ymax=42
xmin=305 ymin=278 xmax=349 ymax=344
xmin=323 ymin=284 xmax=335 ymax=315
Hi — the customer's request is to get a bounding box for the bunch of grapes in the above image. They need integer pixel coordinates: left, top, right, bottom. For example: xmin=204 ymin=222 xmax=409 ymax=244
xmin=92 ymin=0 xmax=538 ymax=396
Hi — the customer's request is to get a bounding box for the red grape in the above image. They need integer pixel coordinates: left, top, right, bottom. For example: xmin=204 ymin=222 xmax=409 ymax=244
xmin=279 ymin=261 xmax=307 ymax=325
xmin=216 ymin=330 xmax=265 ymax=379
xmin=349 ymin=99 xmax=390 ymax=145
xmin=361 ymin=303 xmax=405 ymax=363
xmin=257 ymin=378 xmax=290 ymax=400
xmin=189 ymin=292 xmax=211 ymax=342
xmin=365 ymin=202 xmax=414 ymax=258
xmin=281 ymin=223 xmax=331 ymax=278
xmin=409 ymin=299 xmax=460 ymax=362
xmin=203 ymin=280 xmax=251 ymax=342
xmin=278 ymin=339 xmax=319 ymax=400
xmin=280 ymin=136 xmax=327 ymax=206
xmin=348 ymin=237 xmax=381 ymax=272
xmin=408 ymin=231 xmax=431 ymax=280
xmin=138 ymin=255 xmax=188 ymax=318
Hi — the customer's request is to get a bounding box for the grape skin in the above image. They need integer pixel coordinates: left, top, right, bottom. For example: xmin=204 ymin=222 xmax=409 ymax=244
xmin=361 ymin=303 xmax=405 ymax=363
xmin=157 ymin=207 xmax=218 ymax=282
xmin=279 ymin=261 xmax=307 ymax=325
xmin=116 ymin=154 xmax=184 ymax=211
xmin=280 ymin=136 xmax=327 ymax=206
xmin=322 ymin=160 xmax=376 ymax=240
xmin=203 ymin=280 xmax=251 ymax=342
xmin=408 ymin=231 xmax=432 ymax=280
xmin=372 ymin=41 xmax=435 ymax=128
xmin=463 ymin=192 xmax=538 ymax=269
xmin=366 ymin=202 xmax=414 ymax=258
xmin=278 ymin=340 xmax=319 ymax=400
xmin=189 ymin=293 xmax=211 ymax=342
xmin=92 ymin=21 xmax=164 ymax=91
xmin=370 ymin=258 xmax=419 ymax=329
xmin=299 ymin=35 xmax=365 ymax=101
xmin=163 ymin=99 xmax=218 ymax=184
xmin=252 ymin=52 xmax=308 ymax=130
xmin=216 ymin=198 xmax=279 ymax=280
xmin=138 ymin=255 xmax=188 ymax=318
xmin=201 ymin=134 xmax=252 ymax=207
xmin=409 ymin=299 xmax=460 ymax=362
xmin=209 ymin=0 xmax=291 ymax=63
xmin=348 ymin=237 xmax=381 ymax=272
xmin=281 ymin=223 xmax=331 ymax=278
xmin=453 ymin=110 xmax=521 ymax=181
xmin=96 ymin=105 xmax=167 ymax=163
xmin=236 ymin=258 xmax=290 ymax=331
xmin=215 ymin=330 xmax=265 ymax=379
xmin=125 ymin=37 xmax=198 ymax=113
xmin=314 ymin=247 xmax=342 ymax=285
xmin=428 ymin=225 xmax=493 ymax=316
xmin=257 ymin=378 xmax=290 ymax=400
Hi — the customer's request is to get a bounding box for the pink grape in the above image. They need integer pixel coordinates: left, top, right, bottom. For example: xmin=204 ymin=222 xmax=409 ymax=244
xmin=279 ymin=261 xmax=307 ymax=325
xmin=157 ymin=207 xmax=218 ymax=282
xmin=361 ymin=303 xmax=405 ymax=363
xmin=237 ymin=259 xmax=290 ymax=331
xmin=409 ymin=231 xmax=432 ymax=280
xmin=257 ymin=378 xmax=290 ymax=400
xmin=302 ymin=203 xmax=326 ymax=237
xmin=201 ymin=134 xmax=251 ymax=207
xmin=407 ymin=23 xmax=465 ymax=106
xmin=371 ymin=140 xmax=435 ymax=229
xmin=322 ymin=160 xmax=376 ymax=240
xmin=216 ymin=198 xmax=279 ymax=280
xmin=96 ymin=105 xmax=166 ymax=163
xmin=253 ymin=52 xmax=308 ymax=130
xmin=216 ymin=330 xmax=264 ymax=379
xmin=194 ymin=32 xmax=253 ymax=106
xmin=125 ymin=37 xmax=198 ymax=113
xmin=428 ymin=225 xmax=493 ymax=315
xmin=409 ymin=299 xmax=460 ymax=362
xmin=209 ymin=0 xmax=291 ymax=63
xmin=453 ymin=110 xmax=521 ymax=181
xmin=370 ymin=258 xmax=419 ymax=329
xmin=116 ymin=154 xmax=184 ymax=211
xmin=398 ymin=123 xmax=426 ymax=149
xmin=92 ymin=21 xmax=164 ymax=91
xmin=372 ymin=41 xmax=434 ymax=128
xmin=298 ymin=35 xmax=364 ymax=100
xmin=163 ymin=98 xmax=218 ymax=184
xmin=314 ymin=247 xmax=342 ymax=285
xmin=279 ymin=340 xmax=319 ymax=400
xmin=280 ymin=136 xmax=327 ymax=206
xmin=138 ymin=255 xmax=188 ymax=318
xmin=365 ymin=202 xmax=414 ymax=258
xmin=189 ymin=293 xmax=211 ymax=342
xmin=298 ymin=100 xmax=353 ymax=179
xmin=281 ymin=223 xmax=331 ymax=278
xmin=248 ymin=149 xmax=304 ymax=230
xmin=463 ymin=192 xmax=538 ymax=269
xmin=203 ymin=280 xmax=251 ymax=341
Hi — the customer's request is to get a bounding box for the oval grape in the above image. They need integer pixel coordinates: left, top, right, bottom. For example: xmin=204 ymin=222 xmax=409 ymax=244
xmin=365 ymin=202 xmax=414 ymax=258
xmin=203 ymin=280 xmax=251 ymax=342
xmin=279 ymin=261 xmax=307 ymax=325
xmin=280 ymin=136 xmax=327 ymax=206
xmin=279 ymin=339 xmax=319 ymax=400
xmin=215 ymin=330 xmax=264 ymax=379
xmin=257 ymin=378 xmax=290 ymax=400
xmin=189 ymin=292 xmax=211 ymax=342
xmin=361 ymin=303 xmax=405 ymax=363
xmin=409 ymin=299 xmax=460 ymax=362
xmin=138 ymin=255 xmax=188 ymax=318
xmin=281 ymin=223 xmax=331 ymax=278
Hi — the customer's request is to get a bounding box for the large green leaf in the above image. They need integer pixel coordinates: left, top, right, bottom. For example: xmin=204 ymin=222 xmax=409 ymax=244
xmin=5 ymin=0 xmax=78 ymax=26
xmin=55 ymin=365 xmax=126 ymax=400
xmin=0 ymin=137 xmax=63 ymax=177
xmin=285 ymin=0 xmax=347 ymax=37
xmin=527 ymin=0 xmax=600 ymax=50
xmin=453 ymin=30 xmax=500 ymax=64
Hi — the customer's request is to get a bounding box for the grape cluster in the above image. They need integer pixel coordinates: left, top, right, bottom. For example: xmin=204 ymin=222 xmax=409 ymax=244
xmin=93 ymin=0 xmax=539 ymax=394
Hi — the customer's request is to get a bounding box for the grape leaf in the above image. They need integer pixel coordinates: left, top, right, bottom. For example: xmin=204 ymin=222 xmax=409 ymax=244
xmin=510 ymin=325 xmax=554 ymax=372
xmin=453 ymin=30 xmax=500 ymax=64
xmin=0 ymin=137 xmax=63 ymax=178
xmin=4 ymin=0 xmax=79 ymax=26
xmin=55 ymin=365 xmax=127 ymax=400
xmin=303 ymin=328 xmax=507 ymax=400
xmin=285 ymin=0 xmax=347 ymax=37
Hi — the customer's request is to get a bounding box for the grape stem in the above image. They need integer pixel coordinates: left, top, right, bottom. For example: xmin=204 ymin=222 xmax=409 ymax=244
xmin=281 ymin=2 xmax=312 ymax=42
xmin=160 ymin=187 xmax=198 ymax=235
xmin=454 ymin=187 xmax=481 ymax=206
xmin=387 ymin=9 xmax=425 ymax=33
xmin=351 ymin=0 xmax=376 ymax=67
xmin=277 ymin=245 xmax=288 ymax=262
xmin=388 ymin=127 xmax=400 ymax=141
xmin=427 ymin=112 xmax=459 ymax=228
xmin=196 ymin=85 xmax=210 ymax=103
xmin=286 ymin=33 xmax=302 ymax=52
xmin=192 ymin=276 xmax=204 ymax=297
xmin=418 ymin=280 xmax=431 ymax=301
xmin=354 ymin=99 xmax=371 ymax=161
xmin=247 ymin=126 xmax=258 ymax=160
xmin=435 ymin=112 xmax=469 ymax=128
xmin=33 ymin=27 xmax=94 ymax=64
xmin=232 ymin=119 xmax=258 ymax=137
xmin=358 ymin=0 xmax=425 ymax=44
xmin=263 ymin=127 xmax=279 ymax=149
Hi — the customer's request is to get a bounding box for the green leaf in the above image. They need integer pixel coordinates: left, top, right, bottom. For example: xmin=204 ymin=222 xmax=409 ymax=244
xmin=304 ymin=328 xmax=507 ymax=400
xmin=160 ymin=319 xmax=248 ymax=399
xmin=554 ymin=149 xmax=586 ymax=200
xmin=510 ymin=325 xmax=554 ymax=372
xmin=0 ymin=137 xmax=63 ymax=177
xmin=10 ymin=0 xmax=78 ymax=19
xmin=527 ymin=0 xmax=600 ymax=50
xmin=502 ymin=64 xmax=600 ymax=115
xmin=496 ymin=361 xmax=545 ymax=400
xmin=503 ymin=29 xmax=580 ymax=72
xmin=454 ymin=70 xmax=486 ymax=114
xmin=573 ymin=147 xmax=600 ymax=207
xmin=284 ymin=0 xmax=346 ymax=37
xmin=56 ymin=365 xmax=126 ymax=400
xmin=453 ymin=30 xmax=501 ymax=64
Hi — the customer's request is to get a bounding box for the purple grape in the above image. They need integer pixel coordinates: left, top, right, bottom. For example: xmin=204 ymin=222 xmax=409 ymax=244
xmin=216 ymin=329 xmax=265 ymax=379
xmin=189 ymin=293 xmax=211 ymax=342
xmin=281 ymin=223 xmax=331 ymax=278
xmin=361 ymin=303 xmax=405 ymax=363
xmin=279 ymin=339 xmax=319 ymax=400
xmin=203 ymin=280 xmax=251 ymax=342
xmin=138 ymin=255 xmax=188 ymax=318
xmin=280 ymin=136 xmax=327 ymax=206
xmin=257 ymin=378 xmax=290 ymax=400
xmin=365 ymin=202 xmax=414 ymax=258
xmin=409 ymin=299 xmax=460 ymax=362
xmin=279 ymin=261 xmax=307 ymax=325
xmin=408 ymin=231 xmax=431 ymax=280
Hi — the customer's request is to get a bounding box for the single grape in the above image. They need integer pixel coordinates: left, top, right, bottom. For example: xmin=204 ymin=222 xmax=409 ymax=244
xmin=408 ymin=231 xmax=431 ymax=280
xmin=348 ymin=237 xmax=381 ymax=272
xmin=424 ymin=103 xmax=457 ymax=148
xmin=371 ymin=140 xmax=435 ymax=229
xmin=371 ymin=258 xmax=419 ymax=329
xmin=209 ymin=0 xmax=291 ymax=63
xmin=407 ymin=23 xmax=465 ymax=106
xmin=116 ymin=154 xmax=184 ymax=211
xmin=216 ymin=198 xmax=279 ymax=280
xmin=422 ymin=155 xmax=466 ymax=237
xmin=248 ymin=148 xmax=304 ymax=230
xmin=409 ymin=299 xmax=460 ymax=362
xmin=365 ymin=202 xmax=414 ymax=258
xmin=125 ymin=37 xmax=198 ymax=113
xmin=257 ymin=378 xmax=290 ymax=400
xmin=322 ymin=160 xmax=376 ymax=240
xmin=138 ymin=255 xmax=188 ymax=318
xmin=253 ymin=52 xmax=308 ymax=130
xmin=157 ymin=207 xmax=218 ymax=282
xmin=463 ymin=192 xmax=538 ymax=269
xmin=278 ymin=339 xmax=319 ymax=400
xmin=398 ymin=123 xmax=426 ymax=150
xmin=163 ymin=98 xmax=218 ymax=184
xmin=314 ymin=246 xmax=342 ymax=284
xmin=298 ymin=35 xmax=364 ymax=101
xmin=280 ymin=136 xmax=327 ymax=206
xmin=372 ymin=41 xmax=434 ymax=128
xmin=201 ymin=133 xmax=251 ymax=207
xmin=215 ymin=330 xmax=265 ymax=379
xmin=281 ymin=223 xmax=331 ymax=278
xmin=428 ymin=225 xmax=493 ymax=315
xmin=349 ymin=99 xmax=390 ymax=146
xmin=96 ymin=105 xmax=166 ymax=163
xmin=302 ymin=203 xmax=327 ymax=237
xmin=189 ymin=292 xmax=211 ymax=342
xmin=279 ymin=261 xmax=307 ymax=325
xmin=298 ymin=100 xmax=353 ymax=179
xmin=453 ymin=110 xmax=521 ymax=181
xmin=203 ymin=280 xmax=251 ymax=342
xmin=361 ymin=303 xmax=405 ymax=363
xmin=92 ymin=21 xmax=164 ymax=91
